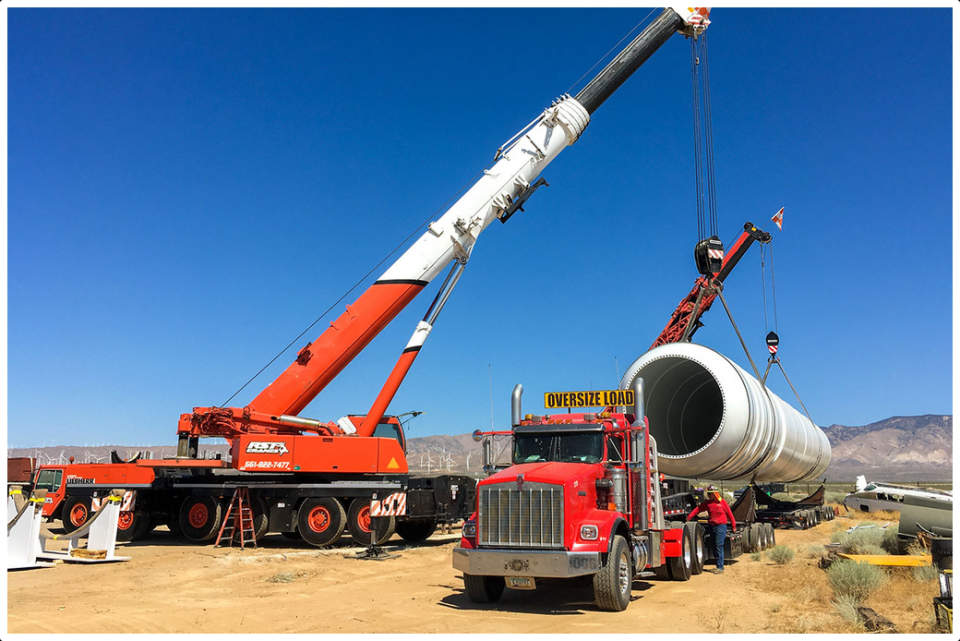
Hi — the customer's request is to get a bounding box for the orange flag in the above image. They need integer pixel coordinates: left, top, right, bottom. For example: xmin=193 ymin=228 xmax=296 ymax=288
xmin=772 ymin=207 xmax=784 ymax=230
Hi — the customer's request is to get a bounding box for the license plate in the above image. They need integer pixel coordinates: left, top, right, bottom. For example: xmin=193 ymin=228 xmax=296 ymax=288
xmin=506 ymin=576 xmax=536 ymax=590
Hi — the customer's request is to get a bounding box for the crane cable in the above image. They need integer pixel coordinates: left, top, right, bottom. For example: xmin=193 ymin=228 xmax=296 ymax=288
xmin=759 ymin=242 xmax=780 ymax=336
xmin=691 ymin=32 xmax=719 ymax=242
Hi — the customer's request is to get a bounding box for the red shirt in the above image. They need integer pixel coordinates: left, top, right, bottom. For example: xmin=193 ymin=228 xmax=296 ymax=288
xmin=687 ymin=498 xmax=736 ymax=531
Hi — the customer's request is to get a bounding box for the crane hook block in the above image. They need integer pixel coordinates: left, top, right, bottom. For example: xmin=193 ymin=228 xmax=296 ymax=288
xmin=694 ymin=235 xmax=724 ymax=276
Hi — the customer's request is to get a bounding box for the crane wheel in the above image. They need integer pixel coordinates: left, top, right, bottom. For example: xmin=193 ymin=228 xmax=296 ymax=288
xmin=281 ymin=529 xmax=303 ymax=540
xmin=667 ymin=526 xmax=693 ymax=581
xmin=165 ymin=513 xmax=183 ymax=537
xmin=395 ymin=518 xmax=438 ymax=544
xmin=62 ymin=496 xmax=92 ymax=534
xmin=297 ymin=497 xmax=346 ymax=547
xmin=593 ymin=535 xmax=632 ymax=611
xmin=179 ymin=496 xmax=224 ymax=542
xmin=233 ymin=496 xmax=269 ymax=542
xmin=346 ymin=498 xmax=395 ymax=545
xmin=116 ymin=510 xmax=152 ymax=542
xmin=463 ymin=573 xmax=505 ymax=603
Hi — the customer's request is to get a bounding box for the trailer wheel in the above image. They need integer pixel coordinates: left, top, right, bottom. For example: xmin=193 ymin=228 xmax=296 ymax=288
xmin=745 ymin=523 xmax=760 ymax=551
xmin=298 ymin=497 xmax=346 ymax=547
xmin=762 ymin=523 xmax=775 ymax=547
xmin=62 ymin=496 xmax=92 ymax=533
xmin=395 ymin=518 xmax=438 ymax=544
xmin=667 ymin=526 xmax=693 ymax=581
xmin=179 ymin=496 xmax=224 ymax=542
xmin=116 ymin=510 xmax=152 ymax=542
xmin=685 ymin=522 xmax=705 ymax=575
xmin=594 ymin=534 xmax=632 ymax=611
xmin=463 ymin=573 xmax=505 ymax=603
xmin=346 ymin=498 xmax=396 ymax=545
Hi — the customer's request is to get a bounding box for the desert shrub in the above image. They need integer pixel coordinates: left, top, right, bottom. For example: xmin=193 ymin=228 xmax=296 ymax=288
xmin=832 ymin=593 xmax=862 ymax=626
xmin=854 ymin=543 xmax=887 ymax=556
xmin=906 ymin=541 xmax=927 ymax=556
xmin=834 ymin=527 xmax=886 ymax=554
xmin=911 ymin=563 xmax=938 ymax=582
xmin=880 ymin=526 xmax=899 ymax=554
xmin=805 ymin=544 xmax=825 ymax=558
xmin=771 ymin=492 xmax=801 ymax=502
xmin=750 ymin=552 xmax=761 ymax=561
xmin=830 ymin=529 xmax=847 ymax=544
xmin=826 ymin=559 xmax=888 ymax=602
xmin=767 ymin=545 xmax=795 ymax=565
xmin=795 ymin=613 xmax=832 ymax=632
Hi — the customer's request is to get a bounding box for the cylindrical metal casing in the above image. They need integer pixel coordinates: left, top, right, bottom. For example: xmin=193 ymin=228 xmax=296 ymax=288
xmin=619 ymin=343 xmax=830 ymax=482
xmin=512 ymin=383 xmax=524 ymax=427
xmin=607 ymin=467 xmax=629 ymax=512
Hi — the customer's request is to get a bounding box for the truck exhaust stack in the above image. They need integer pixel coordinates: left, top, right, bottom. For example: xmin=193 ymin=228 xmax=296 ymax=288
xmin=619 ymin=342 xmax=831 ymax=482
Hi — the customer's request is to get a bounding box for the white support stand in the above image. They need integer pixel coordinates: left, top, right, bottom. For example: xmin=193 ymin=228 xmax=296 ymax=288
xmin=7 ymin=490 xmax=54 ymax=570
xmin=36 ymin=490 xmax=130 ymax=564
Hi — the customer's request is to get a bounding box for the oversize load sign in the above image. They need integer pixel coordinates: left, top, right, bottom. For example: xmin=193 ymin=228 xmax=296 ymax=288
xmin=544 ymin=389 xmax=635 ymax=409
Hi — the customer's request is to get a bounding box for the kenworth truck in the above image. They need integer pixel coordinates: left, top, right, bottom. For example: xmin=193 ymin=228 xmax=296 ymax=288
xmin=453 ymin=380 xmax=743 ymax=611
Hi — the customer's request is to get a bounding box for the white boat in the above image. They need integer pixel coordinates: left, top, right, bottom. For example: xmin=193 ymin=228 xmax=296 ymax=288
xmin=843 ymin=475 xmax=952 ymax=513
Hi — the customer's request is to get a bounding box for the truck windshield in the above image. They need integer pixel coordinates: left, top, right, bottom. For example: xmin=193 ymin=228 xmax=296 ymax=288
xmin=513 ymin=432 xmax=603 ymax=464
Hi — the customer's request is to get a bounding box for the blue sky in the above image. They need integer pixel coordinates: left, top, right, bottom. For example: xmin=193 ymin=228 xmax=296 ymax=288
xmin=7 ymin=7 xmax=953 ymax=447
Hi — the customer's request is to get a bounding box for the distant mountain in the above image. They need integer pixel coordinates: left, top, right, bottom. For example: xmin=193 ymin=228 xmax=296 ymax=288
xmin=8 ymin=415 xmax=952 ymax=483
xmin=821 ymin=415 xmax=952 ymax=482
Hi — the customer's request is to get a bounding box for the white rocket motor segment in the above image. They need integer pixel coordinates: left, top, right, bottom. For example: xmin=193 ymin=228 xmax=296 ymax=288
xmin=378 ymin=97 xmax=590 ymax=284
xmin=619 ymin=342 xmax=831 ymax=482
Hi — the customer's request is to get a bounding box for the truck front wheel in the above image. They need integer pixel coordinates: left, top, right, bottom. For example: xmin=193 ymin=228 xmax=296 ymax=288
xmin=463 ymin=573 xmax=505 ymax=604
xmin=594 ymin=534 xmax=632 ymax=611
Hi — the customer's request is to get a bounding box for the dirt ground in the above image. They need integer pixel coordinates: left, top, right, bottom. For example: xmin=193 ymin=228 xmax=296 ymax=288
xmin=7 ymin=509 xmax=941 ymax=635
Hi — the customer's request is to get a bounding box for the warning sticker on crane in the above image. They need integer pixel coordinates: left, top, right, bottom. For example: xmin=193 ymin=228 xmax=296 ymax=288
xmin=544 ymin=390 xmax=634 ymax=409
xmin=371 ymin=492 xmax=407 ymax=517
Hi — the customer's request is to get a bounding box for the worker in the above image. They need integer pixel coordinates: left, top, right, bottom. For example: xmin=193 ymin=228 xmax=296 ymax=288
xmin=686 ymin=484 xmax=736 ymax=574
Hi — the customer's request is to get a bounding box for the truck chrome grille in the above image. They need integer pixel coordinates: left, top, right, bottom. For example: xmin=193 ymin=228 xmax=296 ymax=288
xmin=478 ymin=481 xmax=564 ymax=548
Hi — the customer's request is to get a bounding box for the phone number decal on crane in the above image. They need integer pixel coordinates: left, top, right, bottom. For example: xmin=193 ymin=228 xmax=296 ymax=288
xmin=241 ymin=461 xmax=292 ymax=470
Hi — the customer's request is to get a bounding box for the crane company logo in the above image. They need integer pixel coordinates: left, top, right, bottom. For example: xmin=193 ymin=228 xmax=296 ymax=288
xmin=246 ymin=441 xmax=289 ymax=456
xmin=66 ymin=476 xmax=95 ymax=485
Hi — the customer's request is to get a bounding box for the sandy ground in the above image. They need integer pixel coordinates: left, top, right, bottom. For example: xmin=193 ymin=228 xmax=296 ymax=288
xmin=7 ymin=511 xmax=941 ymax=635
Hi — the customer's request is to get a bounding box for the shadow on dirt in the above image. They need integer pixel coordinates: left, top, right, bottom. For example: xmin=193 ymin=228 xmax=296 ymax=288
xmin=438 ymin=576 xmax=656 ymax=614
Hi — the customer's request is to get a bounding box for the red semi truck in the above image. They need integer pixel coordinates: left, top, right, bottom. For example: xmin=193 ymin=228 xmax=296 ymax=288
xmin=453 ymin=381 xmax=743 ymax=611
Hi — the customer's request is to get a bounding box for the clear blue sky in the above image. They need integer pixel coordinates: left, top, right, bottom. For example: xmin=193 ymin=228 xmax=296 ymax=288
xmin=7 ymin=7 xmax=953 ymax=447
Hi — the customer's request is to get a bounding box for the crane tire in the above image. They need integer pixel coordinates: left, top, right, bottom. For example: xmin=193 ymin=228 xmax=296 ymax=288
xmin=463 ymin=573 xmax=505 ymax=603
xmin=298 ymin=497 xmax=346 ymax=547
xmin=281 ymin=529 xmax=303 ymax=540
xmin=395 ymin=517 xmax=438 ymax=544
xmin=346 ymin=498 xmax=395 ymax=545
xmin=117 ymin=510 xmax=152 ymax=542
xmin=62 ymin=496 xmax=92 ymax=534
xmin=594 ymin=535 xmax=632 ymax=611
xmin=179 ymin=496 xmax=224 ymax=542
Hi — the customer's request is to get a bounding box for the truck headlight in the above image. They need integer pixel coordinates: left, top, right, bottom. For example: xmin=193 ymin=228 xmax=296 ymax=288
xmin=580 ymin=524 xmax=599 ymax=541
xmin=463 ymin=521 xmax=477 ymax=538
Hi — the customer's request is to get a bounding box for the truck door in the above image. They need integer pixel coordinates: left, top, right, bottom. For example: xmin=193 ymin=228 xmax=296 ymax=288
xmin=33 ymin=467 xmax=64 ymax=517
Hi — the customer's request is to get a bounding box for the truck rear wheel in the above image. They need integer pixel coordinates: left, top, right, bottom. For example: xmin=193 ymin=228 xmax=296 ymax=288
xmin=298 ymin=497 xmax=346 ymax=547
xmin=395 ymin=518 xmax=438 ymax=544
xmin=594 ymin=534 xmax=632 ymax=611
xmin=685 ymin=522 xmax=705 ymax=575
xmin=179 ymin=496 xmax=224 ymax=542
xmin=463 ymin=573 xmax=505 ymax=603
xmin=346 ymin=498 xmax=395 ymax=545
xmin=745 ymin=523 xmax=760 ymax=551
xmin=62 ymin=496 xmax=92 ymax=534
xmin=763 ymin=522 xmax=775 ymax=547
xmin=667 ymin=526 xmax=693 ymax=581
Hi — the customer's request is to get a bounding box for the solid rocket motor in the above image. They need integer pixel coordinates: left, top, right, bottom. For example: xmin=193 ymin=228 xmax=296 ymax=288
xmin=619 ymin=342 xmax=831 ymax=482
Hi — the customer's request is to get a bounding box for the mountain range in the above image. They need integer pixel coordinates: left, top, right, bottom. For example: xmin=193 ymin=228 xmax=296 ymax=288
xmin=8 ymin=415 xmax=952 ymax=483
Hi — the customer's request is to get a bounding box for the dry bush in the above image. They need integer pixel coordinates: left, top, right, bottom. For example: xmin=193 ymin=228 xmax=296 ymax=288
xmin=832 ymin=593 xmax=863 ymax=627
xmin=831 ymin=526 xmax=890 ymax=554
xmin=911 ymin=563 xmax=938 ymax=582
xmin=868 ymin=570 xmax=940 ymax=632
xmin=794 ymin=612 xmax=833 ymax=632
xmin=880 ymin=526 xmax=899 ymax=554
xmin=855 ymin=543 xmax=887 ymax=556
xmin=710 ymin=603 xmax=730 ymax=632
xmin=826 ymin=560 xmax=888 ymax=602
xmin=767 ymin=545 xmax=795 ymax=565
xmin=824 ymin=491 xmax=847 ymax=504
xmin=749 ymin=552 xmax=761 ymax=561
xmin=804 ymin=544 xmax=825 ymax=558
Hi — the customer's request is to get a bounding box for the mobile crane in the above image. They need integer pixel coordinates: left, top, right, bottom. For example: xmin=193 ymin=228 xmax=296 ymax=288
xmin=33 ymin=6 xmax=711 ymax=548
